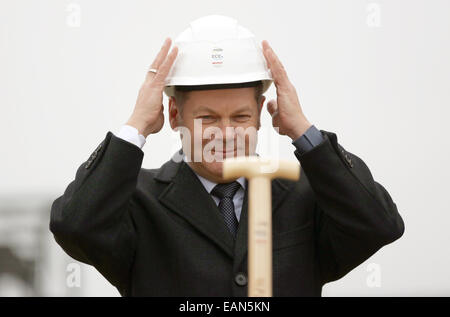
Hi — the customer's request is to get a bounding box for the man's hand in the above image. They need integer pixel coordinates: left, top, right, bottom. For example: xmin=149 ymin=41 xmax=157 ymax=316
xmin=261 ymin=40 xmax=311 ymax=141
xmin=127 ymin=38 xmax=178 ymax=138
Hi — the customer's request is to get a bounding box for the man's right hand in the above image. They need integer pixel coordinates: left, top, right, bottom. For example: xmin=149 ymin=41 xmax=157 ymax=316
xmin=126 ymin=37 xmax=178 ymax=138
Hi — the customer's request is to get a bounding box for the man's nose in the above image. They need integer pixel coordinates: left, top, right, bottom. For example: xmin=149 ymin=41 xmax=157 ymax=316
xmin=217 ymin=120 xmax=235 ymax=137
xmin=214 ymin=119 xmax=236 ymax=146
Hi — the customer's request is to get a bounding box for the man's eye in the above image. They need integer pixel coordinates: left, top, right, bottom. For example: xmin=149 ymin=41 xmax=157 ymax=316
xmin=199 ymin=116 xmax=215 ymax=121
xmin=234 ymin=115 xmax=250 ymax=121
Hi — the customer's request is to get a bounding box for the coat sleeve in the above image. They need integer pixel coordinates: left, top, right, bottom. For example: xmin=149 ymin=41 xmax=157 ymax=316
xmin=49 ymin=131 xmax=144 ymax=293
xmin=295 ymin=130 xmax=405 ymax=284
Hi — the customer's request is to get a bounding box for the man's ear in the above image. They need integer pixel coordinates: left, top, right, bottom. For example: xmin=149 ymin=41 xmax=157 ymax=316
xmin=257 ymin=96 xmax=266 ymax=130
xmin=168 ymin=97 xmax=180 ymax=131
xmin=259 ymin=96 xmax=266 ymax=113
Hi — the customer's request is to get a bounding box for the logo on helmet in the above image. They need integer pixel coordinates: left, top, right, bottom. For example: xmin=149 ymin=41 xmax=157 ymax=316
xmin=211 ymin=47 xmax=224 ymax=67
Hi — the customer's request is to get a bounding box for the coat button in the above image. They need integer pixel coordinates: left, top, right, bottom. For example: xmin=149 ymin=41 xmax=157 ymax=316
xmin=234 ymin=273 xmax=247 ymax=286
xmin=345 ymin=155 xmax=353 ymax=167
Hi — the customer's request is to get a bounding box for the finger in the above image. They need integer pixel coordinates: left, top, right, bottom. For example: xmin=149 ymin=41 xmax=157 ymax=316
xmin=153 ymin=45 xmax=178 ymax=87
xmin=266 ymin=99 xmax=278 ymax=117
xmin=152 ymin=111 xmax=165 ymax=134
xmin=261 ymin=40 xmax=290 ymax=87
xmin=145 ymin=37 xmax=172 ymax=82
xmin=261 ymin=40 xmax=272 ymax=69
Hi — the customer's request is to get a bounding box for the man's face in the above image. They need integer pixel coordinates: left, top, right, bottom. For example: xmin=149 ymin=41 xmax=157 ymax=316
xmin=169 ymin=87 xmax=265 ymax=183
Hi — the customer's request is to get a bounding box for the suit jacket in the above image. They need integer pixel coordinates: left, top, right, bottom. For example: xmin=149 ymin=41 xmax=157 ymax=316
xmin=49 ymin=129 xmax=404 ymax=296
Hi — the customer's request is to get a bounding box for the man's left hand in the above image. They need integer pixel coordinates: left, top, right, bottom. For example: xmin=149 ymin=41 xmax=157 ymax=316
xmin=261 ymin=40 xmax=312 ymax=141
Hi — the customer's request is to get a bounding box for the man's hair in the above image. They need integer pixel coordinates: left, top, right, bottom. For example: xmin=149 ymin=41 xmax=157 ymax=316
xmin=173 ymin=80 xmax=264 ymax=114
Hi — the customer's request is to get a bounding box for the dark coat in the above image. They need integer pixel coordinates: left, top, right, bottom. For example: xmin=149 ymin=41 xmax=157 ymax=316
xmin=49 ymin=130 xmax=404 ymax=296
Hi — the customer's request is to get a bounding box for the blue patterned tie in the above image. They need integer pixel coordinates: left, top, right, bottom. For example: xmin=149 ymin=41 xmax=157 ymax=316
xmin=211 ymin=181 xmax=241 ymax=239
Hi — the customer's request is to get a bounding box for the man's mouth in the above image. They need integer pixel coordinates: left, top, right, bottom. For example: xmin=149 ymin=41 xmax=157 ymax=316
xmin=212 ymin=149 xmax=236 ymax=154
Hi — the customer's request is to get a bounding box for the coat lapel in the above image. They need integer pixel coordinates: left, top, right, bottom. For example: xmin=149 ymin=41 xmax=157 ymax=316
xmin=155 ymin=150 xmax=235 ymax=259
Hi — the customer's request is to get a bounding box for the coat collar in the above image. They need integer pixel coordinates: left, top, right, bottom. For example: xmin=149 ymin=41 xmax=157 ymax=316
xmin=183 ymin=154 xmax=247 ymax=194
xmin=154 ymin=148 xmax=292 ymax=264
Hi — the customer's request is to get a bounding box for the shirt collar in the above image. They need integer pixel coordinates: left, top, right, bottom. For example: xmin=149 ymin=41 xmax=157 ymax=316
xmin=183 ymin=154 xmax=246 ymax=194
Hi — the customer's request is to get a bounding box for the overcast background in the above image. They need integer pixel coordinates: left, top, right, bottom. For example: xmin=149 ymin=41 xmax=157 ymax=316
xmin=0 ymin=0 xmax=449 ymax=296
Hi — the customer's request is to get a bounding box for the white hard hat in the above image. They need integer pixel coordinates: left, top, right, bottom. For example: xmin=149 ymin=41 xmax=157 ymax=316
xmin=163 ymin=15 xmax=273 ymax=97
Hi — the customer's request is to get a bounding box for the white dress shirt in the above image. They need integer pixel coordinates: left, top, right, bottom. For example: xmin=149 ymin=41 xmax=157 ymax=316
xmin=115 ymin=125 xmax=247 ymax=222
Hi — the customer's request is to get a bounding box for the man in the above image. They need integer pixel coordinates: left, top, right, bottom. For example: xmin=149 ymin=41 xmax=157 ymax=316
xmin=50 ymin=17 xmax=404 ymax=296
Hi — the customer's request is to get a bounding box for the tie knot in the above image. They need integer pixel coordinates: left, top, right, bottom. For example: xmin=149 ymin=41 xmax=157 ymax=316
xmin=211 ymin=181 xmax=241 ymax=199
